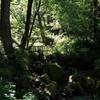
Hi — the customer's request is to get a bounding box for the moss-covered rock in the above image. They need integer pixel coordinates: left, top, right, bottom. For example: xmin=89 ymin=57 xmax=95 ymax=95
xmin=43 ymin=63 xmax=64 ymax=82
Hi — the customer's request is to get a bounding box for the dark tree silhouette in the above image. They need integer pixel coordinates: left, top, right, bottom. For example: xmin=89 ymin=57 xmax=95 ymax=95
xmin=0 ymin=0 xmax=16 ymax=65
xmin=20 ymin=0 xmax=33 ymax=49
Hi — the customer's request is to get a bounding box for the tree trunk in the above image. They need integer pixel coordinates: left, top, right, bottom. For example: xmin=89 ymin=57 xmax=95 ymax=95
xmin=27 ymin=0 xmax=41 ymax=48
xmin=0 ymin=0 xmax=16 ymax=65
xmin=0 ymin=1 xmax=31 ymax=97
xmin=92 ymin=0 xmax=98 ymax=41
xmin=37 ymin=0 xmax=46 ymax=45
xmin=38 ymin=12 xmax=46 ymax=43
xmin=20 ymin=0 xmax=33 ymax=49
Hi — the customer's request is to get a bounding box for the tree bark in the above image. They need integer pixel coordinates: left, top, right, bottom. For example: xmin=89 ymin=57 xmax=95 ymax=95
xmin=20 ymin=0 xmax=33 ymax=49
xmin=27 ymin=0 xmax=41 ymax=48
xmin=92 ymin=0 xmax=98 ymax=41
xmin=38 ymin=11 xmax=46 ymax=42
xmin=0 ymin=0 xmax=16 ymax=65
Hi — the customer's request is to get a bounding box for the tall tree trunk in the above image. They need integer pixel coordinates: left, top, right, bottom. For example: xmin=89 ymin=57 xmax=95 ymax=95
xmin=20 ymin=0 xmax=33 ymax=49
xmin=27 ymin=0 xmax=41 ymax=48
xmin=92 ymin=0 xmax=98 ymax=41
xmin=38 ymin=12 xmax=46 ymax=43
xmin=0 ymin=1 xmax=30 ymax=97
xmin=36 ymin=0 xmax=46 ymax=45
xmin=0 ymin=0 xmax=16 ymax=65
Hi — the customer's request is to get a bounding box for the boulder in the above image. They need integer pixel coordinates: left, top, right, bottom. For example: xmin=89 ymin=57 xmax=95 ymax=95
xmin=43 ymin=63 xmax=64 ymax=82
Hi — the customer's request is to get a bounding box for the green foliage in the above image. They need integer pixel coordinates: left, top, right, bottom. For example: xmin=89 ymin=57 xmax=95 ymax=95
xmin=53 ymin=0 xmax=92 ymax=35
xmin=1 ymin=0 xmax=100 ymax=99
xmin=15 ymin=49 xmax=29 ymax=71
xmin=53 ymin=35 xmax=90 ymax=57
xmin=23 ymin=92 xmax=38 ymax=100
xmin=10 ymin=0 xmax=27 ymax=43
xmin=0 ymin=79 xmax=16 ymax=100
xmin=44 ymin=81 xmax=57 ymax=98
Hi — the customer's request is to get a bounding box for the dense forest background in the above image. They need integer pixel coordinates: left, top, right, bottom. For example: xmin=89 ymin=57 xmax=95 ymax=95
xmin=0 ymin=0 xmax=100 ymax=99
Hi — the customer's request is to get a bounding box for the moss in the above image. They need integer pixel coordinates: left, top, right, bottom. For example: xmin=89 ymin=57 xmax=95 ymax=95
xmin=43 ymin=63 xmax=64 ymax=82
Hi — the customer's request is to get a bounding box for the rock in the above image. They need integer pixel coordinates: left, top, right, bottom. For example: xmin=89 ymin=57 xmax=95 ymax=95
xmin=43 ymin=63 xmax=64 ymax=82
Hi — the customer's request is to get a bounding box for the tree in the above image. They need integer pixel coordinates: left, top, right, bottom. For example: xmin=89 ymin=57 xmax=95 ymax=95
xmin=0 ymin=0 xmax=16 ymax=65
xmin=27 ymin=0 xmax=41 ymax=48
xmin=52 ymin=0 xmax=92 ymax=36
xmin=92 ymin=0 xmax=98 ymax=41
xmin=20 ymin=0 xmax=33 ymax=49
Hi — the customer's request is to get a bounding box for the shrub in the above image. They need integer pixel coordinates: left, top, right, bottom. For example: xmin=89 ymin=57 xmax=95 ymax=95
xmin=23 ymin=92 xmax=38 ymax=100
xmin=0 ymin=78 xmax=16 ymax=100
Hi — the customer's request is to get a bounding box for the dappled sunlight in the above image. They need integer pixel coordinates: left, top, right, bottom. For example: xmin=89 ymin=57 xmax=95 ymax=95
xmin=0 ymin=0 xmax=100 ymax=99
